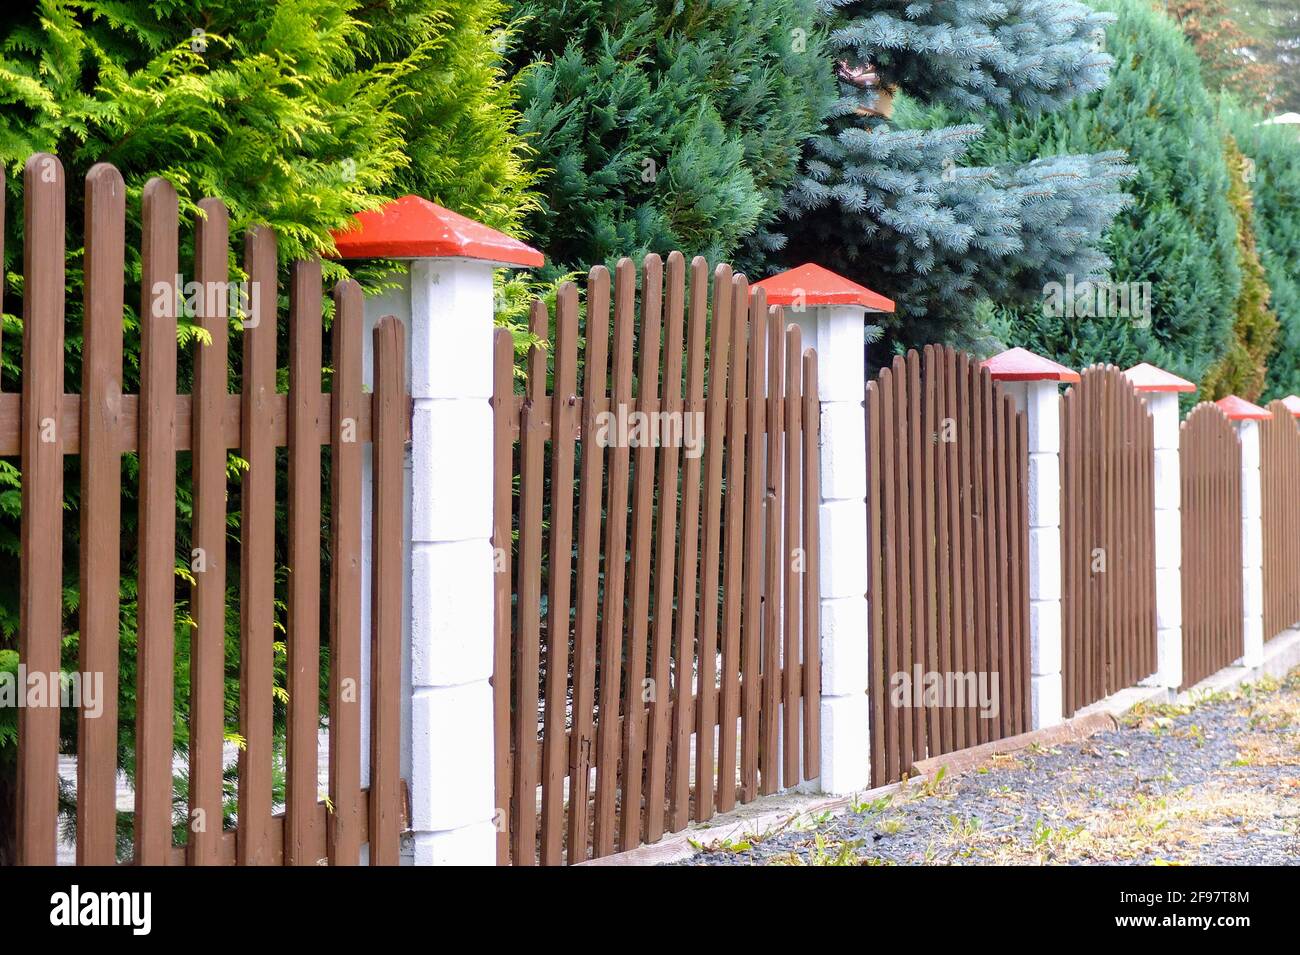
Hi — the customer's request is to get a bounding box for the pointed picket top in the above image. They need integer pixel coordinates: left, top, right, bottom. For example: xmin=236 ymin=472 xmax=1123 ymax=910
xmin=981 ymin=346 xmax=1080 ymax=383
xmin=1281 ymin=395 xmax=1300 ymax=417
xmin=1123 ymin=362 xmax=1196 ymax=393
xmin=1215 ymin=394 xmax=1272 ymax=421
xmin=752 ymin=262 xmax=895 ymax=313
xmin=330 ymin=194 xmax=543 ymax=267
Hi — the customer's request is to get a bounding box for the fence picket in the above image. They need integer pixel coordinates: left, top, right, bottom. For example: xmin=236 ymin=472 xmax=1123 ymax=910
xmin=715 ymin=273 xmax=746 ymax=812
xmin=671 ymin=256 xmax=709 ymax=831
xmin=134 ymin=176 xmax=179 ymax=866
xmin=692 ymin=261 xmax=731 ymax=822
xmin=619 ymin=254 xmax=664 ymax=850
xmin=491 ymin=327 xmax=516 ymax=864
xmin=369 ymin=316 xmax=406 ymax=865
xmin=895 ymin=356 xmax=916 ymax=759
xmin=77 ymin=163 xmax=125 ymax=865
xmin=876 ymin=368 xmax=897 ymax=785
xmin=933 ymin=347 xmax=954 ymax=755
xmin=541 ymin=283 xmax=579 ymax=864
xmin=958 ymin=354 xmax=978 ymax=745
xmin=921 ymin=347 xmax=940 ymax=754
xmin=513 ymin=301 xmax=549 ymax=864
xmin=801 ymin=349 xmax=821 ymax=778
xmin=237 ymin=225 xmax=278 ymax=865
xmin=592 ymin=259 xmax=636 ymax=858
xmin=285 ymin=259 xmax=325 ymax=865
xmin=17 ymin=154 xmax=66 ymax=866
xmin=740 ymin=293 xmax=767 ymax=801
xmin=568 ymin=266 xmax=611 ymax=860
xmin=762 ymin=307 xmax=784 ymax=795
xmin=189 ymin=197 xmax=230 ymax=865
xmin=867 ymin=377 xmax=886 ymax=786
xmin=645 ymin=252 xmax=685 ymax=843
xmin=328 ymin=279 xmax=365 ymax=865
xmin=783 ymin=324 xmax=802 ymax=788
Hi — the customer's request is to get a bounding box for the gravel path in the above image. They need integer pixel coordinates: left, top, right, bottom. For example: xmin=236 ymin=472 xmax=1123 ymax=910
xmin=681 ymin=668 xmax=1300 ymax=866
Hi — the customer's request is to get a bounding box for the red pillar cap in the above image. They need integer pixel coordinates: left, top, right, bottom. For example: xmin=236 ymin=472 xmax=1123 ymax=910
xmin=1215 ymin=395 xmax=1272 ymax=420
xmin=329 ymin=194 xmax=543 ymax=267
xmin=1123 ymin=362 xmax=1196 ymax=393
xmin=981 ymin=347 xmax=1080 ymax=383
xmin=1281 ymin=395 xmax=1300 ymax=418
xmin=752 ymin=263 xmax=895 ymax=313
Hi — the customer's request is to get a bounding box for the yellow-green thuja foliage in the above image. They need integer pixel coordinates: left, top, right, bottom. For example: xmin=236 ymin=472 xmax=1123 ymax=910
xmin=1200 ymin=134 xmax=1279 ymax=401
xmin=0 ymin=0 xmax=536 ymax=862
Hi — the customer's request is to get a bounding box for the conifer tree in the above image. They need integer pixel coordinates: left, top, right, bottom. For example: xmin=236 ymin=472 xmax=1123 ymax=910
xmin=976 ymin=0 xmax=1242 ymax=389
xmin=505 ymin=0 xmax=836 ymax=277
xmin=1227 ymin=98 xmax=1300 ymax=398
xmin=779 ymin=0 xmax=1133 ymax=352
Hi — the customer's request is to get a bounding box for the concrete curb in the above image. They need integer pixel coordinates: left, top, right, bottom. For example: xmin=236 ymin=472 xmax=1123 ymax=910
xmin=581 ymin=629 xmax=1300 ymax=867
xmin=1173 ymin=626 xmax=1300 ymax=705
xmin=909 ymin=708 xmax=1118 ymax=779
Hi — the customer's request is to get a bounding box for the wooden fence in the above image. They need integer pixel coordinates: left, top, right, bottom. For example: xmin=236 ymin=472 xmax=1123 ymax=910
xmin=1059 ymin=366 xmax=1157 ymax=716
xmin=1260 ymin=399 xmax=1300 ymax=641
xmin=1180 ymin=403 xmax=1244 ymax=689
xmin=492 ymin=254 xmax=821 ymax=865
xmin=9 ymin=155 xmax=408 ymax=865
xmin=865 ymin=346 xmax=1029 ymax=787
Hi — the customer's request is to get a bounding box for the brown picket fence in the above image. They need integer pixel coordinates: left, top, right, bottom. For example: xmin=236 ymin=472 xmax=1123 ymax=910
xmin=492 ymin=254 xmax=821 ymax=865
xmin=1059 ymin=366 xmax=1157 ymax=716
xmin=1180 ymin=403 xmax=1244 ymax=689
xmin=1260 ymin=399 xmax=1300 ymax=641
xmin=9 ymin=155 xmax=408 ymax=865
xmin=865 ymin=346 xmax=1030 ymax=787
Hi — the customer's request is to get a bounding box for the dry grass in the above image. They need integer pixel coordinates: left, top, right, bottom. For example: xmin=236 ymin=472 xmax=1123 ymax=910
xmin=749 ymin=671 xmax=1300 ymax=866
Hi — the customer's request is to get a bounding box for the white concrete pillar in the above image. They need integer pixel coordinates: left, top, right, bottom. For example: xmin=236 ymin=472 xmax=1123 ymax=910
xmin=333 ymin=196 xmax=542 ymax=864
xmin=754 ymin=263 xmax=894 ymax=794
xmin=1124 ymin=364 xmax=1195 ymax=691
xmin=985 ymin=348 xmax=1076 ymax=730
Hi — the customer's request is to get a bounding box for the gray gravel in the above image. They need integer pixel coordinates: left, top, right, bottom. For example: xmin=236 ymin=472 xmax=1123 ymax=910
xmin=680 ymin=669 xmax=1300 ymax=866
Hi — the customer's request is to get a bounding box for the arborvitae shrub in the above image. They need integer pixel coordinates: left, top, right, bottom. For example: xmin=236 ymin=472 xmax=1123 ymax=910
xmin=505 ymin=0 xmax=835 ymax=278
xmin=1200 ymin=134 xmax=1279 ymax=401
xmin=976 ymin=0 xmax=1240 ymax=387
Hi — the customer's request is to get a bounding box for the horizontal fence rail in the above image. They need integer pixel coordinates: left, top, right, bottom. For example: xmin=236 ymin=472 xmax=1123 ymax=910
xmin=9 ymin=155 xmax=409 ymax=866
xmin=1059 ymin=366 xmax=1158 ymax=717
xmin=1260 ymin=399 xmax=1300 ymax=642
xmin=1180 ymin=402 xmax=1244 ymax=689
xmin=866 ymin=345 xmax=1030 ymax=787
xmin=492 ymin=254 xmax=821 ymax=866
